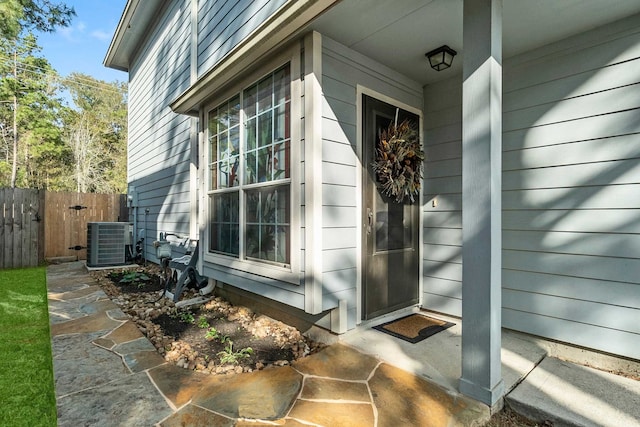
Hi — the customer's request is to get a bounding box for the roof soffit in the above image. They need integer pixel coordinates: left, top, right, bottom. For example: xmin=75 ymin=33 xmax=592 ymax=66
xmin=104 ymin=0 xmax=165 ymax=71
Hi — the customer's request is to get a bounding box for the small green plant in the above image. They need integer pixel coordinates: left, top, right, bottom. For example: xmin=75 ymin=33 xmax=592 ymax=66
xmin=170 ymin=309 xmax=195 ymax=324
xmin=204 ymin=327 xmax=219 ymax=341
xmin=217 ymin=341 xmax=253 ymax=365
xmin=179 ymin=311 xmax=195 ymax=324
xmin=197 ymin=315 xmax=210 ymax=329
xmin=204 ymin=327 xmax=230 ymax=343
xmin=119 ymin=271 xmax=151 ymax=288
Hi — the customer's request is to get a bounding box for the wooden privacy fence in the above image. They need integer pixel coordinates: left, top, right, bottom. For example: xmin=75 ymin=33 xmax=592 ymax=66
xmin=1 ymin=188 xmax=128 ymax=269
xmin=0 ymin=188 xmax=44 ymax=269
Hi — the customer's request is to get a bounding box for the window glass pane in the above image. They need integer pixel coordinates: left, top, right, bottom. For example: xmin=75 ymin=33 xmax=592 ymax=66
xmin=218 ymin=106 xmax=228 ymax=132
xmin=245 ymin=109 xmax=276 ymax=184
xmin=228 ymin=156 xmax=240 ymax=187
xmin=257 ymin=110 xmax=273 ymax=148
xmin=218 ymin=132 xmax=229 ymax=188
xmin=245 ymin=185 xmax=290 ymax=264
xmin=274 ymin=103 xmax=289 ymax=142
xmin=210 ymin=164 xmax=217 ymax=189
xmin=218 ymin=163 xmax=228 ymax=188
xmin=211 ymin=132 xmax=237 ymax=189
xmin=209 ymin=100 xmax=241 ymax=190
xmin=257 ymin=147 xmax=270 ymax=182
xmin=245 ymin=117 xmax=257 ymax=151
xmin=218 ymin=132 xmax=228 ymax=153
xmin=230 ymin=126 xmax=240 ymax=152
xmin=273 ymin=140 xmax=289 ymax=180
xmin=226 ymin=125 xmax=240 ymax=187
xmin=210 ymin=134 xmax=218 ymax=161
xmin=244 ymin=146 xmax=271 ymax=185
xmin=243 ymin=65 xmax=290 ymax=186
xmin=209 ymin=132 xmax=218 ymax=189
xmin=210 ymin=192 xmax=240 ymax=257
xmin=228 ymin=95 xmax=240 ymax=127
xmin=244 ymin=84 xmax=257 ymax=119
xmin=244 ymin=149 xmax=258 ymax=185
xmin=208 ymin=111 xmax=218 ymax=138
xmin=374 ymin=196 xmax=412 ymax=252
xmin=274 ymin=66 xmax=290 ymax=106
xmin=257 ymin=75 xmax=272 ymax=113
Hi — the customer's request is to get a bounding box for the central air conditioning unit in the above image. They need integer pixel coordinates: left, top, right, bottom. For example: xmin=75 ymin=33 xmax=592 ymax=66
xmin=87 ymin=222 xmax=133 ymax=267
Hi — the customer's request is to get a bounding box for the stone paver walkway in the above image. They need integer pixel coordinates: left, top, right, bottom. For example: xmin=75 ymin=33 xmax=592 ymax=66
xmin=48 ymin=262 xmax=489 ymax=426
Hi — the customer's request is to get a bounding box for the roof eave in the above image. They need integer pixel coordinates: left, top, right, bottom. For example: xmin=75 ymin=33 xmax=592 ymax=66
xmin=103 ymin=0 xmax=164 ymax=72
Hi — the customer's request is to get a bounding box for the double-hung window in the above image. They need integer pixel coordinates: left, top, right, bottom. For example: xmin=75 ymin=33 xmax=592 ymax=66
xmin=208 ymin=64 xmax=291 ymax=268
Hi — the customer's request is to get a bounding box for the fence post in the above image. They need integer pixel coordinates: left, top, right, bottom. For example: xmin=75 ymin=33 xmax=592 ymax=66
xmin=0 ymin=188 xmax=44 ymax=268
xmin=37 ymin=189 xmax=45 ymax=265
xmin=0 ymin=188 xmax=9 ymax=269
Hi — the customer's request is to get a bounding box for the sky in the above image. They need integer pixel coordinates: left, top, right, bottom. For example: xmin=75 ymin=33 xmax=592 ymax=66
xmin=36 ymin=0 xmax=129 ymax=83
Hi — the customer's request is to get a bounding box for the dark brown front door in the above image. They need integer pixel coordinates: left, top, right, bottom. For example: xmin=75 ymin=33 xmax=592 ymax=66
xmin=362 ymin=95 xmax=420 ymax=320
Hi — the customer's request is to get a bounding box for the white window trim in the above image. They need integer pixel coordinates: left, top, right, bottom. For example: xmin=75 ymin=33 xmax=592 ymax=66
xmin=202 ymin=45 xmax=302 ymax=286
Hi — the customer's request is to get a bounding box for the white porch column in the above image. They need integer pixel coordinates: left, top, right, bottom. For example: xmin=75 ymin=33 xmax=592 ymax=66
xmin=460 ymin=0 xmax=504 ymax=406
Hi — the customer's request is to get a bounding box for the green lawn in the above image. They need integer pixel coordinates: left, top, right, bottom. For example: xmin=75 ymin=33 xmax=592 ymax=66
xmin=0 ymin=267 xmax=57 ymax=426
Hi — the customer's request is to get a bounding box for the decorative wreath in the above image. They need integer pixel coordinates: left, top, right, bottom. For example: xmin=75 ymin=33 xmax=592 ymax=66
xmin=372 ymin=118 xmax=424 ymax=203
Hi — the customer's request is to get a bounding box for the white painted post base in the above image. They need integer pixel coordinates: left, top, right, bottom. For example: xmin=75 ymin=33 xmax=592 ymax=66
xmin=330 ymin=299 xmax=348 ymax=334
xmin=460 ymin=377 xmax=504 ymax=408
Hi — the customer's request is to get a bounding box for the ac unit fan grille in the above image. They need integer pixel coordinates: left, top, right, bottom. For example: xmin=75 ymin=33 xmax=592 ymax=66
xmin=87 ymin=222 xmax=131 ymax=267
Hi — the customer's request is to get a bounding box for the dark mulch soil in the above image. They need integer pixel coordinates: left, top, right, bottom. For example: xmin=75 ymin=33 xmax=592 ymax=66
xmin=153 ymin=309 xmax=293 ymax=366
xmin=485 ymin=406 xmax=548 ymax=427
xmin=95 ymin=266 xmax=316 ymax=374
xmin=106 ymin=270 xmax=166 ymax=294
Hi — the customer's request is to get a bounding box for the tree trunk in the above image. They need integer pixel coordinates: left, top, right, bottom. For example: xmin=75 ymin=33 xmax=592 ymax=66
xmin=10 ymin=48 xmax=18 ymax=188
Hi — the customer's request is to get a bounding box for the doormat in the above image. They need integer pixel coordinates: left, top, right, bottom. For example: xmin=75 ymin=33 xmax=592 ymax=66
xmin=372 ymin=314 xmax=455 ymax=344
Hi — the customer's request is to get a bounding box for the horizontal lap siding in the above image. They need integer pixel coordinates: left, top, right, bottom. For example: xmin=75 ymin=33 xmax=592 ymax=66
xmin=204 ymin=264 xmax=305 ymax=310
xmin=321 ymin=36 xmax=422 ymax=327
xmin=422 ymin=14 xmax=640 ymax=358
xmin=423 ymin=77 xmax=463 ymax=317
xmin=502 ymin=16 xmax=640 ymax=359
xmin=128 ymin=0 xmax=193 ymax=259
xmin=197 ymin=0 xmax=287 ymax=76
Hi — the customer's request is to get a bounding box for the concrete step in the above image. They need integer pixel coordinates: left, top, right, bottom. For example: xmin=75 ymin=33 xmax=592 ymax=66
xmin=506 ymin=357 xmax=640 ymax=427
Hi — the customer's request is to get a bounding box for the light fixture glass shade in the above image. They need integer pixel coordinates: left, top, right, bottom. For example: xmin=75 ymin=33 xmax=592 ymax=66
xmin=425 ymin=45 xmax=457 ymax=71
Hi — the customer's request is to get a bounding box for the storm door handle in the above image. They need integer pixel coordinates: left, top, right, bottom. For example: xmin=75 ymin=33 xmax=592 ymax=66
xmin=367 ymin=208 xmax=373 ymax=235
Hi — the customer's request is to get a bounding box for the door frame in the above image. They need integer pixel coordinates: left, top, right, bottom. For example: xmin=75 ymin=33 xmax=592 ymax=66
xmin=355 ymin=85 xmax=424 ymax=323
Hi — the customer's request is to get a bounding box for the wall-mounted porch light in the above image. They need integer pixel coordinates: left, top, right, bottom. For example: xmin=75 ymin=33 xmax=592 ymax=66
xmin=425 ymin=45 xmax=457 ymax=71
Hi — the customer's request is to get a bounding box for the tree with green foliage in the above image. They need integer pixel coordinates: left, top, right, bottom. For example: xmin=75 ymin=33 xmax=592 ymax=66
xmin=62 ymin=73 xmax=128 ymax=193
xmin=0 ymin=0 xmax=75 ymax=40
xmin=0 ymin=0 xmax=74 ymax=189
xmin=0 ymin=1 xmax=128 ymax=192
xmin=0 ymin=33 xmax=70 ymax=189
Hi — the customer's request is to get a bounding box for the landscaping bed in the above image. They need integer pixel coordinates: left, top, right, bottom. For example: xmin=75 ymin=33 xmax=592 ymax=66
xmin=92 ymin=266 xmax=322 ymax=375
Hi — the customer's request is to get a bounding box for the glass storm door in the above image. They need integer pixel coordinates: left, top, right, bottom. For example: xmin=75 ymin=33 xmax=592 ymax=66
xmin=362 ymin=95 xmax=420 ymax=320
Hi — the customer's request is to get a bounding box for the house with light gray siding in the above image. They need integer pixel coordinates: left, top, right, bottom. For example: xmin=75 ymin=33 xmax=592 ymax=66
xmin=106 ymin=0 xmax=640 ymax=406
